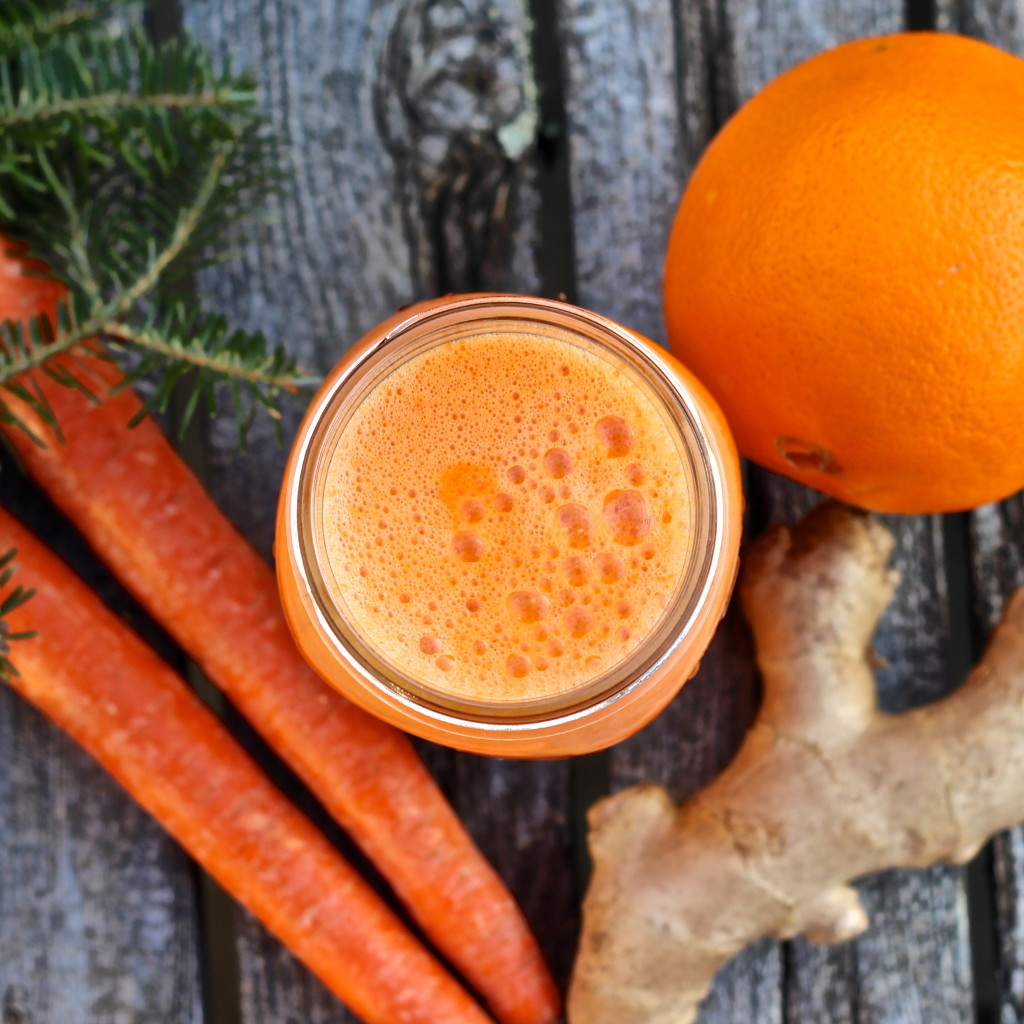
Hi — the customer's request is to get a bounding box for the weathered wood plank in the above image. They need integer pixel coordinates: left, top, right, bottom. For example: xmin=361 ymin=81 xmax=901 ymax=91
xmin=552 ymin=1 xmax=783 ymax=1020
xmin=179 ymin=0 xmax=572 ymax=1017
xmin=0 ymin=473 xmax=205 ymax=1024
xmin=936 ymin=0 xmax=1023 ymax=36
xmin=557 ymin=0 xmax=974 ymax=1020
xmin=683 ymin=0 xmax=973 ymax=1015
xmin=748 ymin=478 xmax=972 ymax=1024
xmin=925 ymin=8 xmax=1024 ymax=1024
xmin=966 ymin=495 xmax=1024 ymax=1023
xmin=743 ymin=469 xmax=973 ymax=1024
xmin=555 ymin=0 xmax=687 ymax=350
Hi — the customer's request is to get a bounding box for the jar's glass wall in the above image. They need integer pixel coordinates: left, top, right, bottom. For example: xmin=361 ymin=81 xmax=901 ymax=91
xmin=293 ymin=298 xmax=724 ymax=727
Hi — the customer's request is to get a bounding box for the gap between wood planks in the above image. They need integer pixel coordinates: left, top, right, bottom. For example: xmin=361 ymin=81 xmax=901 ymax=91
xmin=944 ymin=513 xmax=999 ymax=1024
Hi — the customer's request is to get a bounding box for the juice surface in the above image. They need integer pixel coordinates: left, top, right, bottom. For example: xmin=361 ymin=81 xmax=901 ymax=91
xmin=321 ymin=330 xmax=694 ymax=703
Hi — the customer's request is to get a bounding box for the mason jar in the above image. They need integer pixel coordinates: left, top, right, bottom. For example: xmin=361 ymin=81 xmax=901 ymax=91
xmin=276 ymin=294 xmax=742 ymax=757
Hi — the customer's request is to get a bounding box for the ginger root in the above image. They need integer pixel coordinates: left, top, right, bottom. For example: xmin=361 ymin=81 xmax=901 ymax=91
xmin=569 ymin=503 xmax=1024 ymax=1024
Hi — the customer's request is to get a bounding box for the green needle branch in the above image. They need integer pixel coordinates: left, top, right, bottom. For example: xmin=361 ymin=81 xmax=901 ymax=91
xmin=0 ymin=86 xmax=256 ymax=130
xmin=0 ymin=0 xmax=319 ymax=446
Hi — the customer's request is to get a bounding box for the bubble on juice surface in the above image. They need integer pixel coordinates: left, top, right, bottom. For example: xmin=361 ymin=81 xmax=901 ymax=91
xmin=436 ymin=656 xmax=455 ymax=672
xmin=495 ymin=493 xmax=514 ymax=513
xmin=543 ymin=448 xmax=573 ymax=479
xmin=462 ymin=499 xmax=485 ymax=522
xmin=539 ymin=485 xmax=555 ymax=504
xmin=596 ymin=415 xmax=634 ymax=457
xmin=508 ymin=590 xmax=551 ymax=623
xmin=438 ymin=463 xmax=496 ymax=519
xmin=594 ymin=552 xmax=625 ymax=583
xmin=563 ymin=555 xmax=589 ymax=587
xmin=508 ymin=465 xmax=526 ymax=484
xmin=453 ymin=532 xmax=484 ymax=561
xmin=626 ymin=463 xmax=645 ymax=486
xmin=420 ymin=636 xmax=441 ymax=655
xmin=565 ymin=607 xmax=593 ymax=638
xmin=603 ymin=490 xmax=652 ymax=546
xmin=556 ymin=503 xmax=594 ymax=549
xmin=506 ymin=653 xmax=531 ymax=678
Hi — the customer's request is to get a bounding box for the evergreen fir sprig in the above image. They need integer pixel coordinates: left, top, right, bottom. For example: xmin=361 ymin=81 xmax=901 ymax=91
xmin=0 ymin=1 xmax=317 ymax=444
xmin=0 ymin=548 xmax=36 ymax=680
xmin=107 ymin=304 xmax=322 ymax=445
xmin=0 ymin=24 xmax=260 ymax=200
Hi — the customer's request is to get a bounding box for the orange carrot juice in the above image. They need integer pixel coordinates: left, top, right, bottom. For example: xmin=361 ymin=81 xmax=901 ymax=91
xmin=278 ymin=296 xmax=742 ymax=757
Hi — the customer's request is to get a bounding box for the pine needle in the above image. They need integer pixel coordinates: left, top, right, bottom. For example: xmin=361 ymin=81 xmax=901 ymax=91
xmin=0 ymin=2 xmax=319 ymax=444
xmin=0 ymin=548 xmax=35 ymax=679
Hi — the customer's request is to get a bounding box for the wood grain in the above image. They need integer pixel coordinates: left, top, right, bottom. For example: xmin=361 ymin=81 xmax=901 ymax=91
xmin=936 ymin=0 xmax=1024 ymax=36
xmin=934 ymin=8 xmax=1024 ymax=1024
xmin=178 ymin=0 xmax=573 ymax=1019
xmin=0 ymin=474 xmax=205 ymax=1024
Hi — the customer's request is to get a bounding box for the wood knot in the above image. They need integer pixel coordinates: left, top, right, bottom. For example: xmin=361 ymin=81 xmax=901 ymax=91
xmin=3 ymin=985 xmax=30 ymax=1024
xmin=374 ymin=0 xmax=540 ymax=292
xmin=376 ymin=0 xmax=537 ymax=169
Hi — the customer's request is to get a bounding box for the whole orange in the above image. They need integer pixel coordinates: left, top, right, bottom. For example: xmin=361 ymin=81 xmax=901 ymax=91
xmin=664 ymin=32 xmax=1024 ymax=514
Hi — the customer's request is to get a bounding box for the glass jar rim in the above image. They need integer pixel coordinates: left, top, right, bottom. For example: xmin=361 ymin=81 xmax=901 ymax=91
xmin=286 ymin=295 xmax=733 ymax=733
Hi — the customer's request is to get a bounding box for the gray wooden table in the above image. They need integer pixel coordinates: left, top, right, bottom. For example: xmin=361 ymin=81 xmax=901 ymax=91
xmin=2 ymin=0 xmax=1023 ymax=1021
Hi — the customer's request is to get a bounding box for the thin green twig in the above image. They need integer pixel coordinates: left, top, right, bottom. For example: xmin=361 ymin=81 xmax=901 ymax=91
xmin=104 ymin=321 xmax=321 ymax=392
xmin=0 ymin=308 xmax=97 ymax=383
xmin=0 ymin=88 xmax=254 ymax=130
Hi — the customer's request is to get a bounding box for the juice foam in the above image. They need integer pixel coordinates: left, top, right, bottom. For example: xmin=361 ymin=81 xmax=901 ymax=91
xmin=321 ymin=330 xmax=694 ymax=702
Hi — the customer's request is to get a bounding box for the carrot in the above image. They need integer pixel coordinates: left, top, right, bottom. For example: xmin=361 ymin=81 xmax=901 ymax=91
xmin=0 ymin=245 xmax=561 ymax=1024
xmin=0 ymin=507 xmax=494 ymax=1024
